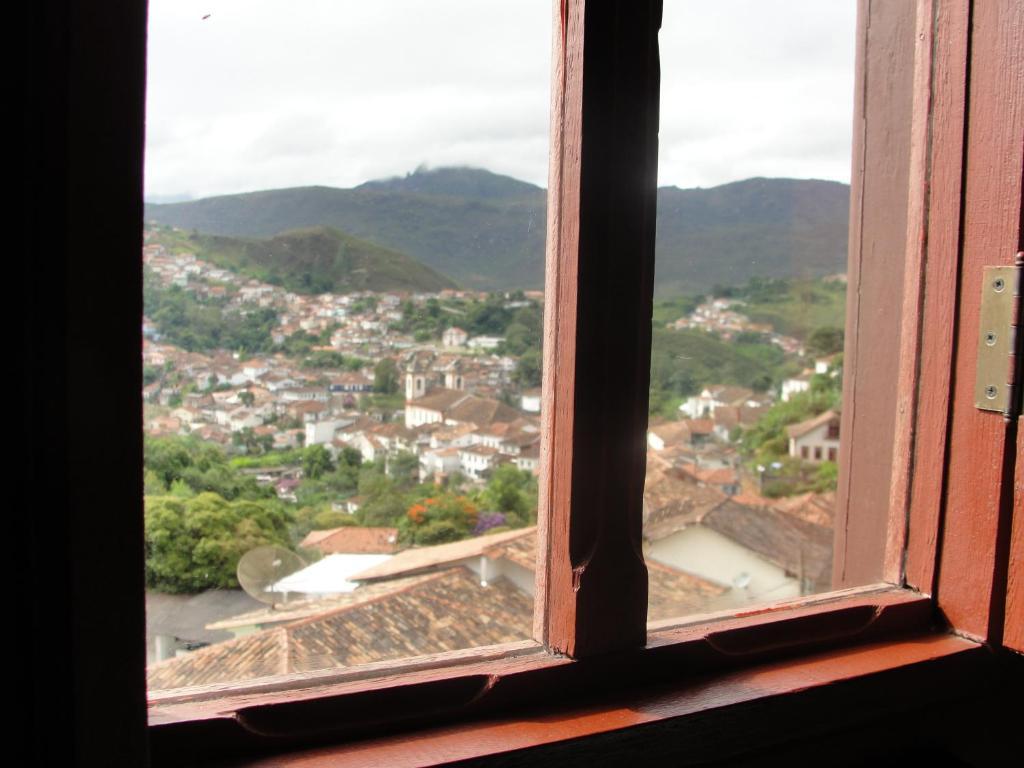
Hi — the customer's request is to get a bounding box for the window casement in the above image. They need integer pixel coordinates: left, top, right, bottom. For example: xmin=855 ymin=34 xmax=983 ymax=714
xmin=22 ymin=0 xmax=1023 ymax=766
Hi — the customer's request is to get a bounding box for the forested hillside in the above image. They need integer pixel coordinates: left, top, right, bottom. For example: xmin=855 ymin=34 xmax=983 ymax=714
xmin=145 ymin=168 xmax=850 ymax=293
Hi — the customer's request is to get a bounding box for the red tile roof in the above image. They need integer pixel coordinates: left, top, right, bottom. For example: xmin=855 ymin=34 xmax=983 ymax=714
xmin=785 ymin=409 xmax=840 ymax=440
xmin=299 ymin=526 xmax=401 ymax=555
xmin=351 ymin=527 xmax=536 ymax=581
xmin=147 ymin=567 xmax=532 ymax=690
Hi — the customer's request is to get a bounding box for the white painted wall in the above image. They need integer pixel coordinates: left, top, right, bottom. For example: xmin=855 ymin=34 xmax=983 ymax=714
xmin=788 ymin=421 xmax=840 ymax=463
xmin=646 ymin=526 xmax=800 ymax=606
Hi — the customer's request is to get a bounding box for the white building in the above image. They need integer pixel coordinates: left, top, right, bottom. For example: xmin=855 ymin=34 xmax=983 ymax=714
xmin=305 ymin=418 xmax=353 ymax=447
xmin=780 ymin=372 xmax=813 ymax=402
xmin=680 ymin=385 xmax=757 ymax=419
xmin=467 ymin=335 xmax=504 ymax=350
xmin=442 ymin=327 xmax=468 ymax=347
xmin=520 ymin=389 xmax=541 ymax=413
xmin=787 ymin=410 xmax=841 ymax=463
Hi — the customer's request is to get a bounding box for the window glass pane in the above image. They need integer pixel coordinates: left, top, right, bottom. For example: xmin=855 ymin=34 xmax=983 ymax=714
xmin=645 ymin=1 xmax=855 ymax=623
xmin=143 ymin=0 xmax=549 ymax=692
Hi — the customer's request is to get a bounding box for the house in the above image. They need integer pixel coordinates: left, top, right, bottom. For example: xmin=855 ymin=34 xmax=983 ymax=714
xmin=815 ymin=354 xmax=841 ymax=375
xmin=405 ymin=389 xmax=520 ymax=430
xmin=780 ymin=370 xmax=813 ymax=402
xmin=641 ymin=452 xmax=833 ymax=601
xmin=520 ymin=387 xmax=541 ymax=413
xmin=304 ymin=417 xmax=353 ymax=447
xmin=679 ymin=385 xmax=758 ymax=419
xmin=419 ymin=446 xmax=463 ymax=482
xmin=644 ymin=493 xmax=832 ymax=603
xmin=647 ymin=419 xmax=715 ymax=451
xmin=267 ymin=552 xmax=397 ymax=596
xmin=145 ymin=589 xmax=262 ymax=664
xmin=147 ymin=568 xmax=534 ymax=690
xmin=442 ymin=326 xmax=468 ymax=347
xmin=709 ymin=402 xmax=767 ymax=442
xmin=458 ymin=444 xmax=505 ymax=479
xmin=787 ymin=409 xmax=841 ymax=463
xmin=285 ymin=399 xmax=329 ymax=423
xmin=299 ymin=526 xmax=402 ymax=556
xmin=513 ymin=442 xmax=541 ymax=474
xmin=148 ymin=527 xmax=731 ymax=691
xmin=467 ymin=334 xmax=504 ymax=350
xmin=328 ymin=372 xmax=374 ymax=394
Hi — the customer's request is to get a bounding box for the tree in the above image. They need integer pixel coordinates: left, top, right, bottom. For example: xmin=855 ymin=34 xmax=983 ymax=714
xmin=238 ymin=390 xmax=255 ymax=407
xmin=145 ymin=434 xmax=273 ymax=500
xmin=513 ymin=348 xmax=542 ymax=388
xmin=144 ymin=492 xmax=292 ymax=593
xmin=374 ymin=357 xmax=399 ymax=394
xmin=400 ymin=494 xmax=479 ymax=544
xmin=806 ymin=326 xmax=845 ymax=357
xmin=479 ymin=464 xmax=537 ymax=523
xmin=388 ymin=451 xmax=420 ymax=487
xmin=302 ymin=444 xmax=335 ymax=480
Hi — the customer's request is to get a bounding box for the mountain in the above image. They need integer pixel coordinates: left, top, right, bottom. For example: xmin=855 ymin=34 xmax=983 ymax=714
xmin=162 ymin=226 xmax=456 ymax=294
xmin=356 ymin=165 xmax=542 ymax=200
xmin=145 ymin=168 xmax=850 ymax=294
xmin=653 ymin=178 xmax=850 ymax=296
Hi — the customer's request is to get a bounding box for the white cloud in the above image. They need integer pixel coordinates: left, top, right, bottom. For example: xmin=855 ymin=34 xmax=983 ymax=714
xmin=145 ymin=0 xmax=855 ymax=198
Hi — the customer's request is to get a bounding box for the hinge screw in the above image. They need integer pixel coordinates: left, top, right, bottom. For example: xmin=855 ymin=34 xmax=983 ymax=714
xmin=993 ymin=277 xmax=1006 ymax=292
xmin=985 ymin=331 xmax=998 ymax=346
xmin=985 ymin=384 xmax=999 ymax=399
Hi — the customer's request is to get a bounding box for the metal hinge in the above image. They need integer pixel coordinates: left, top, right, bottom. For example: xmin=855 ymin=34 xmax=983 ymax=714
xmin=975 ymin=253 xmax=1023 ymax=422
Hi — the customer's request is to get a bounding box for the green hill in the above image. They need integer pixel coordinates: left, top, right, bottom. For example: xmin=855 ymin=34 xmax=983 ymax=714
xmin=653 ymin=178 xmax=849 ymax=297
xmin=160 ymin=226 xmax=456 ymax=294
xmin=145 ymin=168 xmax=850 ymax=293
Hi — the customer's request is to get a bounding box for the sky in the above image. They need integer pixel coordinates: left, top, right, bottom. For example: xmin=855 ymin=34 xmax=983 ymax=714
xmin=145 ymin=1 xmax=856 ymax=200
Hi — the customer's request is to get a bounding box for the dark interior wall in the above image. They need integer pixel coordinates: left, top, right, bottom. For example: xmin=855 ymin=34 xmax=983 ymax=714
xmin=20 ymin=1 xmax=149 ymax=766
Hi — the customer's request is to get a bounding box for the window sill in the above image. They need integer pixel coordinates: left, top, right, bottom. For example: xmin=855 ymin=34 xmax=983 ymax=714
xmin=215 ymin=632 xmax=984 ymax=767
xmin=148 ymin=585 xmax=947 ymax=766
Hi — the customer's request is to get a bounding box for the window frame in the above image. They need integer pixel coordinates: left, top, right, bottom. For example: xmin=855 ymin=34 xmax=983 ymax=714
xmin=21 ymin=0 xmax=1022 ymax=765
xmin=146 ymin=0 xmax=1019 ymax=712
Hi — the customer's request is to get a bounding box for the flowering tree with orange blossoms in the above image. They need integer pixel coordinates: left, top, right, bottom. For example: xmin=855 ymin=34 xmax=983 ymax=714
xmin=401 ymin=494 xmax=479 ymax=544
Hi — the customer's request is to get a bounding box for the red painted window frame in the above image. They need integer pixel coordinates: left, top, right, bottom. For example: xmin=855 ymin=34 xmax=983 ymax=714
xmin=143 ymin=0 xmax=1023 ymax=763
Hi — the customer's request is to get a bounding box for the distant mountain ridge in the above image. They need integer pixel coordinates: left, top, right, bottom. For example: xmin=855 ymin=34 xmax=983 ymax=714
xmin=145 ymin=167 xmax=850 ymax=294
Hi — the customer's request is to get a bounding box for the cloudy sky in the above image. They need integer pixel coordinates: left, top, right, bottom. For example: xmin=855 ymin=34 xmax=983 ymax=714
xmin=145 ymin=1 xmax=856 ymax=200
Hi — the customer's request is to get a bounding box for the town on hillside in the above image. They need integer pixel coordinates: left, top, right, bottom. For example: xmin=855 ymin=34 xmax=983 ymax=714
xmin=142 ymin=224 xmax=847 ymax=690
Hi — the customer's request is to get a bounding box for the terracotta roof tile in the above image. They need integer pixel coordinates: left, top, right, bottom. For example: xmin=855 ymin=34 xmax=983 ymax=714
xmin=642 ymin=463 xmax=728 ymax=540
xmin=647 ymin=560 xmax=729 ymax=621
xmin=352 ymin=527 xmax=536 ymax=581
xmin=702 ymin=500 xmax=833 ymax=591
xmin=299 ymin=526 xmax=402 ymax=554
xmin=785 ymin=409 xmax=840 ymax=440
xmin=147 ymin=567 xmax=532 ymax=690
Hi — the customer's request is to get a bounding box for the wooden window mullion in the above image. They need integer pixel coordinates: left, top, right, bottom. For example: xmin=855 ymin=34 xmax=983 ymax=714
xmin=893 ymin=0 xmax=971 ymax=595
xmin=535 ymin=0 xmax=662 ymax=658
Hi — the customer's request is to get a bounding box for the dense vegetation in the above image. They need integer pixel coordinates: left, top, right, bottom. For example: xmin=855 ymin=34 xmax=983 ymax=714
xmin=153 ymin=225 xmax=455 ymax=295
xmin=146 ymin=168 xmax=849 ymax=293
xmin=393 ymin=293 xmax=544 ymax=387
xmin=648 ymin=328 xmax=796 ymax=418
xmin=145 ymin=493 xmax=292 ymax=593
xmin=716 ymin=276 xmax=847 ymax=340
xmin=144 ymin=268 xmax=279 ymax=354
xmin=737 ymin=368 xmax=843 ymax=497
xmin=143 ymin=436 xmax=292 ymax=592
xmin=645 ymin=275 xmax=846 ymax=417
xmin=143 ymin=435 xmax=538 ymax=593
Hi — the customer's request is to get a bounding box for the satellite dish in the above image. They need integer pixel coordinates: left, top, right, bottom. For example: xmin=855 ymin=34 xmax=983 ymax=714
xmin=237 ymin=545 xmax=306 ymax=606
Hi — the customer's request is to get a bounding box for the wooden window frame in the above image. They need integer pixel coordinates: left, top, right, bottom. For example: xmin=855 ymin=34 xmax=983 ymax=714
xmin=21 ymin=0 xmax=1022 ymax=766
